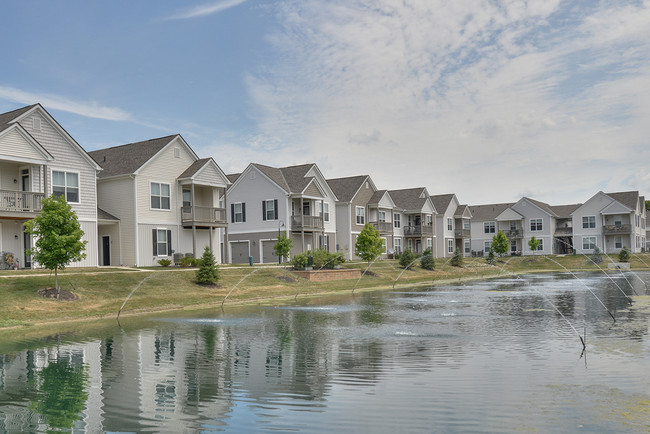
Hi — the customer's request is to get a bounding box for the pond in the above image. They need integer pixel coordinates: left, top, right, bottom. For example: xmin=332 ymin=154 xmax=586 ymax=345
xmin=1 ymin=272 xmax=649 ymax=432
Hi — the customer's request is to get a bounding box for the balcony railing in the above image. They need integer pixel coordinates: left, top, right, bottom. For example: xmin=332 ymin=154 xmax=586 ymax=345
xmin=370 ymin=221 xmax=393 ymax=234
xmin=0 ymin=190 xmax=44 ymax=213
xmin=603 ymin=224 xmax=631 ymax=234
xmin=291 ymin=214 xmax=324 ymax=231
xmin=181 ymin=206 xmax=227 ymax=226
xmin=404 ymin=225 xmax=433 ymax=236
xmin=555 ymin=227 xmax=573 ymax=236
xmin=454 ymin=228 xmax=470 ymax=238
xmin=505 ymin=229 xmax=522 ymax=238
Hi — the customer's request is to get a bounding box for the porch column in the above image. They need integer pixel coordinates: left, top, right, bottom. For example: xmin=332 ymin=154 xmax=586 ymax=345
xmin=321 ymin=199 xmax=325 ymax=249
xmin=43 ymin=164 xmax=48 ymax=197
xmin=191 ymin=183 xmax=197 ymax=258
xmin=223 ymin=187 xmax=229 ymax=264
xmin=301 ymin=198 xmax=305 ymax=252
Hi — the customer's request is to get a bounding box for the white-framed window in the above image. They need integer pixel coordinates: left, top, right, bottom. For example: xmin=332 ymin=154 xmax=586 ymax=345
xmin=484 ymin=241 xmax=491 ymax=253
xmin=52 ymin=170 xmax=79 ymax=203
xmin=427 ymin=238 xmax=433 ymax=250
xmin=263 ymin=199 xmax=277 ymax=221
xmin=510 ymin=221 xmax=517 ymax=231
xmin=426 ymin=215 xmax=433 ymax=226
xmin=150 ymin=182 xmax=170 ymax=210
xmin=319 ymin=202 xmax=330 ymax=222
xmin=447 ymin=218 xmax=453 ymax=231
xmin=379 ymin=211 xmax=386 ymax=222
xmin=615 ymin=236 xmax=622 ymax=249
xmin=155 ymin=229 xmax=168 ymax=256
xmin=447 ymin=239 xmax=454 ymax=254
xmin=537 ymin=239 xmax=544 ymax=251
xmin=356 ymin=206 xmax=365 ymax=225
xmin=614 ymin=215 xmax=622 ymax=226
xmin=182 ymin=189 xmax=191 ymax=208
xmin=394 ymin=213 xmax=401 ymax=228
xmin=484 ymin=222 xmax=495 ymax=234
xmin=232 ymin=202 xmax=245 ymax=223
xmin=394 ymin=238 xmax=402 ymax=254
xmin=530 ymin=218 xmax=542 ymax=231
xmin=463 ymin=221 xmax=470 ymax=230
xmin=464 ymin=241 xmax=470 ymax=254
xmin=582 ymin=216 xmax=596 ymax=229
xmin=583 ymin=236 xmax=597 ymax=250
xmin=511 ymin=240 xmax=517 ymax=252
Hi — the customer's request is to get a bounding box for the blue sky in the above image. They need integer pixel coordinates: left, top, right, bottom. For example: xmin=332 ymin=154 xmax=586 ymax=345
xmin=2 ymin=0 xmax=649 ymax=205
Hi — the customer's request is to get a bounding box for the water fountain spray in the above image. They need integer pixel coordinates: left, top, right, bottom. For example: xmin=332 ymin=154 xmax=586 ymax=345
xmin=221 ymin=267 xmax=260 ymax=308
xmin=117 ymin=273 xmax=155 ymax=321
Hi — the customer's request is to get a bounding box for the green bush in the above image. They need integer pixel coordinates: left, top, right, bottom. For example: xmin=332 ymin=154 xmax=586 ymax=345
xmin=292 ymin=252 xmax=309 ymax=270
xmin=399 ymin=249 xmax=418 ymax=269
xmin=450 ymin=248 xmax=464 ymax=267
xmin=486 ymin=248 xmax=495 ymax=265
xmin=178 ymin=256 xmax=198 ymax=267
xmin=196 ymin=247 xmax=219 ymax=285
xmin=420 ymin=253 xmax=435 ymax=270
xmin=591 ymin=246 xmax=604 ymax=264
xmin=618 ymin=246 xmax=630 ymax=263
xmin=157 ymin=259 xmax=171 ymax=267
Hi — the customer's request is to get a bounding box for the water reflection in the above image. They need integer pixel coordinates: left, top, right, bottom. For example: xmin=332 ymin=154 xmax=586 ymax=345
xmin=0 ymin=272 xmax=648 ymax=432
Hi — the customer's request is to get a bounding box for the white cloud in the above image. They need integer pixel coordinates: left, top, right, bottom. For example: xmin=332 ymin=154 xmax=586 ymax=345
xmin=161 ymin=0 xmax=247 ymax=21
xmin=0 ymin=86 xmax=132 ymax=121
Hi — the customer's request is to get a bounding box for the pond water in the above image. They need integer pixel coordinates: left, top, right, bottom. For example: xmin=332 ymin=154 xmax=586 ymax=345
xmin=1 ymin=272 xmax=649 ymax=432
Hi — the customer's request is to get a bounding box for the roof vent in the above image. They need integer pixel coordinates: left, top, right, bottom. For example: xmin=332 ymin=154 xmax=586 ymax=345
xmin=32 ymin=117 xmax=41 ymax=131
xmin=174 ymin=147 xmax=180 ymax=158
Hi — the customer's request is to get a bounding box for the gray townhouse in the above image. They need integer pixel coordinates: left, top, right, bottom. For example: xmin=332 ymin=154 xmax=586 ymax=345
xmin=388 ymin=188 xmax=437 ymax=255
xmin=431 ymin=194 xmax=472 ymax=258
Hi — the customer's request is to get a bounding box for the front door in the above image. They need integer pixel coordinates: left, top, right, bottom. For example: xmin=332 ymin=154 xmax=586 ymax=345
xmin=102 ymin=236 xmax=110 ymax=266
xmin=23 ymin=229 xmax=31 ymax=268
xmin=21 ymin=168 xmax=30 ymax=210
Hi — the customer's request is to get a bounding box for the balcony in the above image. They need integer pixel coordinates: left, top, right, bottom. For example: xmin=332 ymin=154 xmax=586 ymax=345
xmin=505 ymin=229 xmax=522 ymax=238
xmin=603 ymin=224 xmax=631 ymax=234
xmin=554 ymin=227 xmax=573 ymax=236
xmin=0 ymin=190 xmax=44 ymax=218
xmin=370 ymin=221 xmax=393 ymax=234
xmin=454 ymin=228 xmax=470 ymax=238
xmin=404 ymin=225 xmax=433 ymax=236
xmin=291 ymin=214 xmax=324 ymax=231
xmin=181 ymin=206 xmax=227 ymax=227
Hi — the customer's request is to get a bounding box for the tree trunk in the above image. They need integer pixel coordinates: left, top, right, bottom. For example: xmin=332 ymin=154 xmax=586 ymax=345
xmin=55 ymin=267 xmax=60 ymax=300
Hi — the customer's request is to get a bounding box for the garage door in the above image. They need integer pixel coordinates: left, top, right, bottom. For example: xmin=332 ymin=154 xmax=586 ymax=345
xmin=231 ymin=241 xmax=250 ymax=264
xmin=262 ymin=240 xmax=277 ymax=264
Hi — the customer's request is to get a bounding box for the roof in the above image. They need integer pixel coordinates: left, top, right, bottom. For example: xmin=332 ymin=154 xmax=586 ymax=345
xmin=606 ymin=191 xmax=639 ymax=210
xmin=279 ymin=164 xmax=316 ymax=193
xmin=326 ymin=175 xmax=368 ymax=203
xmin=368 ymin=189 xmax=387 ymax=204
xmin=469 ymin=203 xmax=516 ymax=221
xmin=522 ymin=197 xmax=557 ymax=217
xmin=178 ymin=158 xmax=211 ymax=179
xmin=0 ymin=104 xmax=37 ymax=133
xmin=551 ymin=203 xmax=582 ymax=218
xmin=227 ymin=173 xmax=241 ymax=183
xmin=89 ymin=135 xmax=177 ymax=178
xmin=251 ymin=163 xmax=290 ymax=191
xmin=430 ymin=194 xmax=455 ymax=214
xmin=97 ymin=207 xmax=119 ymax=221
xmin=454 ymin=204 xmax=472 ymax=218
xmin=388 ymin=187 xmax=430 ymax=211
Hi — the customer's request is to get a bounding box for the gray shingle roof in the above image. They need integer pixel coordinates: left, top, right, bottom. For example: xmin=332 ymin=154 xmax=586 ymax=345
xmin=326 ymin=175 xmax=368 ymax=203
xmin=368 ymin=189 xmax=388 ymax=205
xmin=97 ymin=207 xmax=119 ymax=221
xmin=469 ymin=203 xmax=516 ymax=221
xmin=178 ymin=158 xmax=211 ymax=179
xmin=388 ymin=187 xmax=430 ymax=211
xmin=524 ymin=197 xmax=557 ymax=217
xmin=89 ymin=135 xmax=178 ymax=178
xmin=0 ymin=104 xmax=37 ymax=133
xmin=251 ymin=163 xmax=290 ymax=191
xmin=551 ymin=203 xmax=582 ymax=218
xmin=280 ymin=164 xmax=315 ymax=193
xmin=227 ymin=173 xmax=241 ymax=183
xmin=606 ymin=191 xmax=639 ymax=210
xmin=454 ymin=204 xmax=471 ymax=218
xmin=430 ymin=194 xmax=455 ymax=214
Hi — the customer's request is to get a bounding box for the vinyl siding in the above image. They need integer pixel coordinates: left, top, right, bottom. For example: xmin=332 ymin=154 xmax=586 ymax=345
xmin=138 ymin=224 xmax=176 ymax=267
xmin=0 ymin=128 xmax=45 ymax=161
xmin=194 ymin=164 xmax=229 ymax=187
xmin=68 ymin=220 xmax=98 ymax=267
xmin=97 ymin=177 xmax=137 ymax=266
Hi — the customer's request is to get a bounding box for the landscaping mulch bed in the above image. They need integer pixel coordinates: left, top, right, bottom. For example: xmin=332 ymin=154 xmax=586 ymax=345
xmin=37 ymin=288 xmax=79 ymax=301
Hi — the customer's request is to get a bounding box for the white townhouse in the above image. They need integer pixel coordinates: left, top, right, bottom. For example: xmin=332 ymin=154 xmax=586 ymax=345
xmin=225 ymin=163 xmax=338 ymax=264
xmin=388 ymin=188 xmax=437 ymax=255
xmin=572 ymin=191 xmax=646 ymax=254
xmin=0 ymin=104 xmax=101 ymax=268
xmin=431 ymin=194 xmax=472 ymax=258
xmin=89 ymin=135 xmax=230 ymax=266
xmin=469 ymin=203 xmax=515 ymax=256
xmin=327 ymin=175 xmax=397 ymax=260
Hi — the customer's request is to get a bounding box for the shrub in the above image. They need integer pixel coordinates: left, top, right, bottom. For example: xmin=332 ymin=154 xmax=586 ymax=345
xmin=157 ymin=259 xmax=171 ymax=267
xmin=591 ymin=246 xmax=604 ymax=264
xmin=178 ymin=256 xmax=197 ymax=267
xmin=399 ymin=249 xmax=417 ymax=269
xmin=196 ymin=247 xmax=219 ymax=285
xmin=420 ymin=253 xmax=435 ymax=270
xmin=450 ymin=248 xmax=464 ymax=267
xmin=486 ymin=248 xmax=495 ymax=265
xmin=292 ymin=252 xmax=309 ymax=270
xmin=618 ymin=246 xmax=630 ymax=263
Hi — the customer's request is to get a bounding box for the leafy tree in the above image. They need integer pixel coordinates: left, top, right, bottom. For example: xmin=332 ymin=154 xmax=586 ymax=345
xmin=399 ymin=249 xmax=418 ymax=269
xmin=491 ymin=230 xmax=509 ymax=257
xmin=355 ymin=223 xmax=385 ymax=265
xmin=618 ymin=246 xmax=630 ymax=263
xmin=273 ymin=233 xmax=293 ymax=264
xmin=196 ymin=246 xmax=220 ymax=285
xmin=420 ymin=252 xmax=435 ymax=270
xmin=528 ymin=236 xmax=540 ymax=254
xmin=24 ymin=195 xmax=86 ymax=296
xmin=450 ymin=248 xmax=464 ymax=267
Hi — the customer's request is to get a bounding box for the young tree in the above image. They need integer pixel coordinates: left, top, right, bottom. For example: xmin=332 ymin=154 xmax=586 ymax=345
xmin=450 ymin=248 xmax=464 ymax=267
xmin=355 ymin=223 xmax=385 ymax=265
xmin=196 ymin=246 xmax=220 ymax=285
xmin=618 ymin=246 xmax=630 ymax=263
xmin=528 ymin=236 xmax=540 ymax=255
xmin=273 ymin=233 xmax=293 ymax=264
xmin=491 ymin=230 xmax=509 ymax=257
xmin=24 ymin=195 xmax=86 ymax=297
xmin=399 ymin=249 xmax=417 ymax=269
xmin=591 ymin=246 xmax=604 ymax=264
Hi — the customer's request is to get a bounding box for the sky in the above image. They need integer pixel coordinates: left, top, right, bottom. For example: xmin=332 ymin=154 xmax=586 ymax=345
xmin=1 ymin=0 xmax=649 ymax=206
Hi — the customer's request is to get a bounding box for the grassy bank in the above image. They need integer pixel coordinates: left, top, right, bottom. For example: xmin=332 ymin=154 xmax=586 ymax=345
xmin=1 ymin=253 xmax=649 ymax=330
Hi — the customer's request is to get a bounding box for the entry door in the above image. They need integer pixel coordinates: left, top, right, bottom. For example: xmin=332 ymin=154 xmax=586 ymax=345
xmin=21 ymin=168 xmax=30 ymax=210
xmin=102 ymin=236 xmax=111 ymax=266
xmin=24 ymin=229 xmax=31 ymax=268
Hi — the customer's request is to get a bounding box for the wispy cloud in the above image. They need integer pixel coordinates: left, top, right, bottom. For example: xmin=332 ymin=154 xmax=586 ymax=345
xmin=161 ymin=0 xmax=247 ymax=21
xmin=238 ymin=0 xmax=650 ymax=204
xmin=0 ymin=86 xmax=132 ymax=121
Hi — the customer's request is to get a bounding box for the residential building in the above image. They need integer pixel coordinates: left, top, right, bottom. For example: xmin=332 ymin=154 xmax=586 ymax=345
xmin=572 ymin=191 xmax=646 ymax=254
xmin=89 ymin=135 xmax=230 ymax=266
xmin=431 ymin=194 xmax=472 ymax=258
xmin=0 ymin=104 xmax=101 ymax=268
xmin=468 ymin=202 xmax=516 ymax=256
xmin=388 ymin=188 xmax=437 ymax=254
xmin=225 ymin=163 xmax=337 ymax=264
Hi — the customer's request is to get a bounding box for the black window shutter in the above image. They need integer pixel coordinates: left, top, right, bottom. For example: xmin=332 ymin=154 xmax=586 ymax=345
xmin=274 ymin=199 xmax=279 ymax=220
xmin=152 ymin=229 xmax=157 ymax=256
xmin=231 ymin=203 xmax=235 ymax=223
xmin=262 ymin=200 xmax=267 ymax=221
xmin=167 ymin=230 xmax=172 ymax=256
xmin=242 ymin=203 xmax=246 ymax=222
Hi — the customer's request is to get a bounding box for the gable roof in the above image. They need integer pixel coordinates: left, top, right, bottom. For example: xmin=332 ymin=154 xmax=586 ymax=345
xmin=89 ymin=135 xmax=178 ymax=178
xmin=178 ymin=158 xmax=211 ymax=179
xmin=97 ymin=207 xmax=119 ymax=221
xmin=227 ymin=173 xmax=241 ymax=183
xmin=280 ymin=163 xmax=316 ymax=193
xmin=0 ymin=104 xmax=38 ymax=134
xmin=606 ymin=191 xmax=639 ymax=210
xmin=389 ymin=187 xmax=435 ymax=213
xmin=469 ymin=203 xmax=516 ymax=221
xmin=326 ymin=175 xmax=370 ymax=203
xmin=430 ymin=194 xmax=455 ymax=214
xmin=552 ymin=204 xmax=582 ymax=218
xmin=454 ymin=204 xmax=472 ymax=219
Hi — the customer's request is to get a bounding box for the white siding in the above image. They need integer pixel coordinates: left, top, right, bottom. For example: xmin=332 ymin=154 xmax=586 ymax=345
xmin=194 ymin=164 xmax=229 ymax=187
xmin=138 ymin=223 xmax=176 ymax=267
xmin=68 ymin=220 xmax=98 ymax=267
xmin=97 ymin=177 xmax=137 ymax=266
xmin=0 ymin=128 xmax=46 ymax=161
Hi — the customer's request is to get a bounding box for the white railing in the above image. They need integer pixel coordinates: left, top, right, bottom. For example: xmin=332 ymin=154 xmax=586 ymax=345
xmin=181 ymin=206 xmax=227 ymax=225
xmin=0 ymin=190 xmax=44 ymax=212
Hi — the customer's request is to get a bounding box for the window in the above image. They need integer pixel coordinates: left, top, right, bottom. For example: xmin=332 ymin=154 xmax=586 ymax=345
xmin=394 ymin=238 xmax=402 ymax=254
xmin=394 ymin=213 xmax=401 ymax=228
xmin=530 ymin=218 xmax=542 ymax=231
xmin=537 ymin=239 xmax=543 ymax=251
xmin=319 ymin=202 xmax=330 ymax=222
xmin=356 ymin=207 xmax=365 ymax=225
xmin=232 ymin=203 xmax=246 ymax=223
xmin=484 ymin=222 xmax=495 ymax=234
xmin=583 ymin=236 xmax=597 ymax=250
xmin=447 ymin=218 xmax=453 ymax=231
xmin=464 ymin=241 xmax=470 ymax=254
xmin=428 ymin=238 xmax=433 ymax=250
xmin=484 ymin=241 xmax=491 ymax=253
xmin=426 ymin=215 xmax=432 ymax=226
xmin=511 ymin=240 xmax=517 ymax=252
xmin=379 ymin=211 xmax=386 ymax=222
xmin=153 ymin=229 xmax=171 ymax=257
xmin=182 ymin=189 xmax=191 ymax=208
xmin=614 ymin=215 xmax=622 ymax=226
xmin=302 ymin=202 xmax=310 ymax=216
xmin=263 ymin=199 xmax=278 ymax=221
xmin=615 ymin=236 xmax=622 ymax=249
xmin=447 ymin=239 xmax=454 ymax=254
xmin=464 ymin=221 xmax=470 ymax=230
xmin=510 ymin=221 xmax=517 ymax=231
xmin=52 ymin=171 xmax=79 ymax=203
xmin=582 ymin=216 xmax=596 ymax=229
xmin=150 ymin=182 xmax=170 ymax=210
